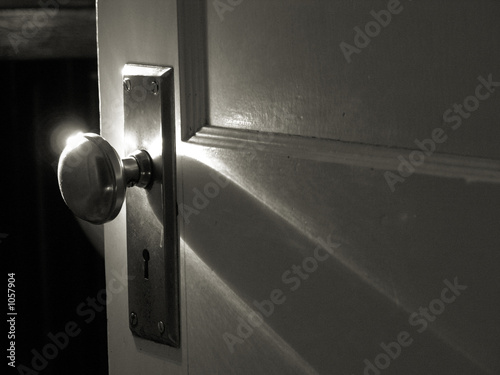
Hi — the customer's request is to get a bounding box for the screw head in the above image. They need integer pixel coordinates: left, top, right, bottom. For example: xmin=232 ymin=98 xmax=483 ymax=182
xmin=158 ymin=321 xmax=165 ymax=334
xmin=130 ymin=312 xmax=138 ymax=327
xmin=123 ymin=78 xmax=131 ymax=92
xmin=150 ymin=80 xmax=159 ymax=95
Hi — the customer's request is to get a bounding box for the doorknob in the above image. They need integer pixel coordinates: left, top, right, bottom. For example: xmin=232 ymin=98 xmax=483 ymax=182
xmin=57 ymin=133 xmax=153 ymax=224
xmin=57 ymin=64 xmax=179 ymax=347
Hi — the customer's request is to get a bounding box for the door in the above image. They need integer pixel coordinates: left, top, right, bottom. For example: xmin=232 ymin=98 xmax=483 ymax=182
xmin=97 ymin=0 xmax=500 ymax=374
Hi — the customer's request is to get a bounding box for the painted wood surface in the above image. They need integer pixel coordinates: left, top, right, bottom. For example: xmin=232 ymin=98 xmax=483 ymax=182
xmin=97 ymin=0 xmax=186 ymax=373
xmin=206 ymin=0 xmax=500 ymax=159
xmin=181 ymin=131 xmax=500 ymax=374
xmin=99 ymin=0 xmax=500 ymax=374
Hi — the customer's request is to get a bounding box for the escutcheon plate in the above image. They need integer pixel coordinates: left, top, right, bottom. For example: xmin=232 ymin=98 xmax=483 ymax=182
xmin=123 ymin=64 xmax=179 ymax=347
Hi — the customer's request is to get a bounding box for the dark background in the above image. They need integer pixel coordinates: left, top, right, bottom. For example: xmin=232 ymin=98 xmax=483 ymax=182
xmin=1 ymin=1 xmax=109 ymax=374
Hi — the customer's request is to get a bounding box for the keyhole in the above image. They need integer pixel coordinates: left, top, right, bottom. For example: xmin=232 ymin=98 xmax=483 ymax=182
xmin=143 ymin=249 xmax=150 ymax=280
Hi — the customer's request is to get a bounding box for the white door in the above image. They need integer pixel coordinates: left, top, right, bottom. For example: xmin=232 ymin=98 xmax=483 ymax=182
xmin=98 ymin=0 xmax=500 ymax=374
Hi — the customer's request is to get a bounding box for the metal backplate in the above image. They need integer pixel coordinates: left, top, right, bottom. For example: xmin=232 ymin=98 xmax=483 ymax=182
xmin=123 ymin=64 xmax=179 ymax=347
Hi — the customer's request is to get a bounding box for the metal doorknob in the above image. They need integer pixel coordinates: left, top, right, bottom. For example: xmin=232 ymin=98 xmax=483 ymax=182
xmin=57 ymin=133 xmax=152 ymax=224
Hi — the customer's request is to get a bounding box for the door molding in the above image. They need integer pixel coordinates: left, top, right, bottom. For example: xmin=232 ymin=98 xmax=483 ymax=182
xmin=187 ymin=125 xmax=500 ymax=184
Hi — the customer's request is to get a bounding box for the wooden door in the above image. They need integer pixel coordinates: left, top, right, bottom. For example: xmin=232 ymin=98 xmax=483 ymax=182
xmin=98 ymin=1 xmax=500 ymax=374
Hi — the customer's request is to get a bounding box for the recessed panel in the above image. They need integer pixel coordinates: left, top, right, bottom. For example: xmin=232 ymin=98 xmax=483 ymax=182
xmin=206 ymin=0 xmax=500 ymax=159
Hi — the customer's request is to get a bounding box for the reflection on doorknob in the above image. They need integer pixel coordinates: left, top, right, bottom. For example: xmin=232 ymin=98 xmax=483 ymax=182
xmin=57 ymin=133 xmax=152 ymax=224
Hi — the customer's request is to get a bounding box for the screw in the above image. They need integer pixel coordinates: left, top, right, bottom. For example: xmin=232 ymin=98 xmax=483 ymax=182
xmin=123 ymin=78 xmax=131 ymax=92
xmin=158 ymin=321 xmax=165 ymax=334
xmin=130 ymin=312 xmax=138 ymax=327
xmin=150 ymin=80 xmax=159 ymax=95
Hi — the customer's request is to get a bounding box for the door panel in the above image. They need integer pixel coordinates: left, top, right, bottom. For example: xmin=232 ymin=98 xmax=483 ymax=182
xmin=181 ymin=0 xmax=500 ymax=373
xmin=206 ymin=0 xmax=500 ymax=159
xmin=98 ymin=0 xmax=500 ymax=374
xmin=180 ymin=133 xmax=499 ymax=374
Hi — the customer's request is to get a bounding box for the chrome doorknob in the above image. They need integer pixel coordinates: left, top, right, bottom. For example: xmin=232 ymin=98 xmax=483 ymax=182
xmin=57 ymin=133 xmax=152 ymax=224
